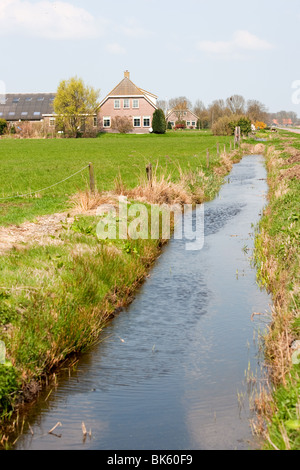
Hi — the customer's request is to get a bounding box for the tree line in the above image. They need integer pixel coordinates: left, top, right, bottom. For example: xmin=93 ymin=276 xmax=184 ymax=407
xmin=157 ymin=95 xmax=299 ymax=129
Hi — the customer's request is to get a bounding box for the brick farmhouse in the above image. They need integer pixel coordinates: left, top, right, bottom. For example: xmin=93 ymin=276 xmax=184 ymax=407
xmin=97 ymin=71 xmax=158 ymax=134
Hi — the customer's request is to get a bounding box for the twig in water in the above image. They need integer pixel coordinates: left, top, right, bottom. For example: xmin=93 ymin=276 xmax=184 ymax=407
xmin=48 ymin=422 xmax=62 ymax=438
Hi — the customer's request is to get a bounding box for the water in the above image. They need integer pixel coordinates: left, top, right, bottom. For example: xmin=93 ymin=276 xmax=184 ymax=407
xmin=13 ymin=155 xmax=271 ymax=450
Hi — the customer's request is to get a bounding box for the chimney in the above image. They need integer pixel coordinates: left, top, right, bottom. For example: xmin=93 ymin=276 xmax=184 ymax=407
xmin=124 ymin=70 xmax=130 ymax=79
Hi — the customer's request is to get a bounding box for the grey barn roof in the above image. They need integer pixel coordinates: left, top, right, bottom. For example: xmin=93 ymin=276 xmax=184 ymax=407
xmin=0 ymin=93 xmax=56 ymax=121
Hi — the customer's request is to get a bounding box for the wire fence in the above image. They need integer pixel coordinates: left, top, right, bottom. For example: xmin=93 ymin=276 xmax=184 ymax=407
xmin=0 ymin=165 xmax=90 ymax=201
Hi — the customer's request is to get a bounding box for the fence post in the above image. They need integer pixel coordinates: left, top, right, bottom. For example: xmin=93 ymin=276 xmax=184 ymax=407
xmin=217 ymin=142 xmax=220 ymax=157
xmin=224 ymin=144 xmax=226 ymax=154
xmin=89 ymin=163 xmax=95 ymax=194
xmin=206 ymin=149 xmax=210 ymax=168
xmin=146 ymin=163 xmax=153 ymax=186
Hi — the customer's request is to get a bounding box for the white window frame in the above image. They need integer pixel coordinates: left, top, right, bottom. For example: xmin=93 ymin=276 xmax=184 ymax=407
xmin=93 ymin=116 xmax=98 ymax=128
xmin=133 ymin=116 xmax=141 ymax=127
xmin=133 ymin=99 xmax=139 ymax=109
xmin=123 ymin=99 xmax=130 ymax=109
xmin=49 ymin=118 xmax=56 ymax=127
xmin=187 ymin=121 xmax=191 ymax=126
xmin=103 ymin=116 xmax=111 ymax=128
xmin=114 ymin=99 xmax=120 ymax=109
xmin=143 ymin=116 xmax=151 ymax=127
xmin=192 ymin=121 xmax=196 ymax=126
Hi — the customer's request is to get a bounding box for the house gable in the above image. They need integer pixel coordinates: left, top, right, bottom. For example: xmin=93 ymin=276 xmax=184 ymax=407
xmin=98 ymin=71 xmax=158 ymax=133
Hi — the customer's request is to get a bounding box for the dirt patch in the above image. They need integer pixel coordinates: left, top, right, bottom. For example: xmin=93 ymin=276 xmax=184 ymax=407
xmin=284 ymin=146 xmax=300 ymax=164
xmin=0 ymin=213 xmax=74 ymax=255
xmin=279 ymin=166 xmax=300 ymax=181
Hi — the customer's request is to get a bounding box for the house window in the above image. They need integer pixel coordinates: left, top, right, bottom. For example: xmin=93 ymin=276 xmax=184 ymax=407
xmin=8 ymin=112 xmax=15 ymax=116
xmin=133 ymin=99 xmax=139 ymax=109
xmin=103 ymin=117 xmax=111 ymax=128
xmin=187 ymin=121 xmax=191 ymax=126
xmin=93 ymin=116 xmax=98 ymax=127
xmin=12 ymin=98 xmax=20 ymax=103
xmin=21 ymin=112 xmax=28 ymax=117
xmin=143 ymin=117 xmax=150 ymax=127
xmin=192 ymin=121 xmax=196 ymax=126
xmin=133 ymin=117 xmax=141 ymax=127
xmin=49 ymin=118 xmax=56 ymax=127
xmin=123 ymin=99 xmax=130 ymax=109
xmin=114 ymin=99 xmax=120 ymax=109
xmin=33 ymin=112 xmax=41 ymax=116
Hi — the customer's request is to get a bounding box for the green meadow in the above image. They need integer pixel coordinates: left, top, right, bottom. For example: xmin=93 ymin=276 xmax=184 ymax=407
xmin=0 ymin=131 xmax=233 ymax=226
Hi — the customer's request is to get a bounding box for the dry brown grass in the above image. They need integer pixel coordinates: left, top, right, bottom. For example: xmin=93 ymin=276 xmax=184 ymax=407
xmin=113 ymin=163 xmax=204 ymax=206
xmin=70 ymin=190 xmax=119 ymax=213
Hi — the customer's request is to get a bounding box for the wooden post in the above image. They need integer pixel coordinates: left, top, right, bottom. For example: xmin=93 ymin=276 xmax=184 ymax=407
xmin=146 ymin=163 xmax=153 ymax=186
xmin=234 ymin=126 xmax=241 ymax=147
xmin=230 ymin=141 xmax=232 ymax=151
xmin=224 ymin=144 xmax=226 ymax=154
xmin=206 ymin=149 xmax=210 ymax=168
xmin=217 ymin=142 xmax=220 ymax=157
xmin=89 ymin=163 xmax=95 ymax=193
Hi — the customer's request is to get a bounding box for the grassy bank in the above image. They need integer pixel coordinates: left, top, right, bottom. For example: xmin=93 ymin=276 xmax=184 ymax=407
xmin=0 ymin=132 xmax=244 ymax=445
xmin=253 ymin=131 xmax=300 ymax=450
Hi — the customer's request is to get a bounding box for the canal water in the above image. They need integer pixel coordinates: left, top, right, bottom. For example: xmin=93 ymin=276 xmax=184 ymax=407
xmin=13 ymin=155 xmax=271 ymax=450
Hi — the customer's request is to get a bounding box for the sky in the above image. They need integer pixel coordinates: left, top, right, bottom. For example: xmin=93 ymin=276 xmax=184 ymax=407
xmin=0 ymin=0 xmax=300 ymax=115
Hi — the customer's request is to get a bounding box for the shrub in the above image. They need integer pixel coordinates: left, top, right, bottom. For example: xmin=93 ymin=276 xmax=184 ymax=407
xmin=0 ymin=119 xmax=7 ymax=135
xmin=167 ymin=121 xmax=173 ymax=130
xmin=212 ymin=115 xmax=252 ymax=136
xmin=212 ymin=116 xmax=234 ymax=136
xmin=255 ymin=121 xmax=267 ymax=130
xmin=152 ymin=109 xmax=166 ymax=134
xmin=111 ymin=116 xmax=133 ymax=134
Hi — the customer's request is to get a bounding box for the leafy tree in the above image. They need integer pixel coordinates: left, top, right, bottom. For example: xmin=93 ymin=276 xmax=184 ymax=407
xmin=53 ymin=77 xmax=100 ymax=138
xmin=0 ymin=119 xmax=7 ymax=135
xmin=152 ymin=109 xmax=166 ymax=134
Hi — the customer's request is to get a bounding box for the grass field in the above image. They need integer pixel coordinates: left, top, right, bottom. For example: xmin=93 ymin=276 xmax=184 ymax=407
xmin=0 ymin=131 xmax=233 ymax=226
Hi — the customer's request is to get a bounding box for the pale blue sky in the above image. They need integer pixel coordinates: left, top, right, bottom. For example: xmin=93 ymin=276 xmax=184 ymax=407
xmin=1 ymin=0 xmax=299 ymax=115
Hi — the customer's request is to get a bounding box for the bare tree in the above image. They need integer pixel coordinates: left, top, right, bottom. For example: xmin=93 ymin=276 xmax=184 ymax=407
xmin=247 ymin=100 xmax=268 ymax=122
xmin=193 ymin=100 xmax=210 ymax=129
xmin=226 ymin=95 xmax=246 ymax=115
xmin=157 ymin=99 xmax=169 ymax=115
xmin=168 ymin=96 xmax=192 ymax=121
xmin=208 ymin=99 xmax=231 ymax=125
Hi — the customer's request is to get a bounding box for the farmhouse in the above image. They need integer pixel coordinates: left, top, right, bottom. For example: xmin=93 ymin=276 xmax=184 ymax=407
xmin=166 ymin=107 xmax=199 ymax=130
xmin=98 ymin=71 xmax=158 ymax=133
